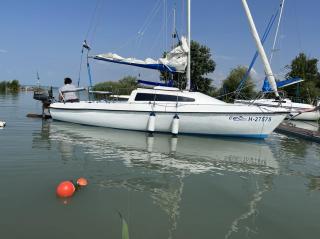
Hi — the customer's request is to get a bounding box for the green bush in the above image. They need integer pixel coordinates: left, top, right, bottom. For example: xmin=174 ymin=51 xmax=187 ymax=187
xmin=93 ymin=76 xmax=138 ymax=95
xmin=0 ymin=80 xmax=20 ymax=93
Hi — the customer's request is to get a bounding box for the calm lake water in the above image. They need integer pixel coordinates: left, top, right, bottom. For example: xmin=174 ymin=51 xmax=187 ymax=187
xmin=1 ymin=92 xmax=320 ymax=239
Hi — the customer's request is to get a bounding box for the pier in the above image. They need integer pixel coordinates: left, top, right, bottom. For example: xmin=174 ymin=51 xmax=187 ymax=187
xmin=276 ymin=122 xmax=320 ymax=143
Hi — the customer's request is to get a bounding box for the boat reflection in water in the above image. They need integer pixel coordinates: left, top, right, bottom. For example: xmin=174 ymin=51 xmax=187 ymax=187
xmin=47 ymin=121 xmax=279 ymax=175
xmin=40 ymin=121 xmax=279 ymax=238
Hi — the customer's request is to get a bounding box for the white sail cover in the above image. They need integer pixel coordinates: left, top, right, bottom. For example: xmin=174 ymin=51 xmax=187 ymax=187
xmin=94 ymin=37 xmax=189 ymax=73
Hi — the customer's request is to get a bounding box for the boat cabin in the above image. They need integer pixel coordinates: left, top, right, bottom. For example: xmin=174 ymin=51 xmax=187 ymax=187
xmin=127 ymin=86 xmax=226 ymax=104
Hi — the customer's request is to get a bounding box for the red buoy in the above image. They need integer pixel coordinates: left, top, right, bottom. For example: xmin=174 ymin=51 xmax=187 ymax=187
xmin=56 ymin=181 xmax=75 ymax=198
xmin=76 ymin=177 xmax=88 ymax=187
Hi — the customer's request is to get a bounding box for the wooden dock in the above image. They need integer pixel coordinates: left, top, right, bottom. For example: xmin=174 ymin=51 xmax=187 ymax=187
xmin=275 ymin=122 xmax=320 ymax=143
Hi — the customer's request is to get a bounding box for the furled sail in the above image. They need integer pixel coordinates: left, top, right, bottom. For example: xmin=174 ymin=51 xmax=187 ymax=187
xmin=93 ymin=36 xmax=189 ymax=73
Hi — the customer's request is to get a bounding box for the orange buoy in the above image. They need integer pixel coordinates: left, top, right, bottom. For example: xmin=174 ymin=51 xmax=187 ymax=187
xmin=56 ymin=181 xmax=75 ymax=198
xmin=76 ymin=177 xmax=88 ymax=187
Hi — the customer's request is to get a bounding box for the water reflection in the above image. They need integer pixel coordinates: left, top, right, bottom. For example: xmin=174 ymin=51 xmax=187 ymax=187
xmin=225 ymin=175 xmax=274 ymax=239
xmin=32 ymin=120 xmax=51 ymax=150
xmin=33 ymin=121 xmax=280 ymax=238
xmin=308 ymin=176 xmax=320 ymax=191
xmin=45 ymin=121 xmax=279 ymax=175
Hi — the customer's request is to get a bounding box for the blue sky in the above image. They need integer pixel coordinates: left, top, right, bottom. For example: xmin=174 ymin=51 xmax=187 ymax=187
xmin=0 ymin=0 xmax=319 ymax=88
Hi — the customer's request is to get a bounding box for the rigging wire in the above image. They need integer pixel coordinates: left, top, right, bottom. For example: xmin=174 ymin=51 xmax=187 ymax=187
xmin=236 ymin=10 xmax=279 ymax=95
xmin=89 ymin=0 xmax=105 ymax=45
xmin=77 ymin=48 xmax=85 ymax=87
xmin=137 ymin=0 xmax=162 ymax=36
xmin=84 ymin=0 xmax=102 ymax=41
xmin=79 ymin=0 xmax=177 ymax=87
xmin=293 ymin=0 xmax=303 ymax=52
xmin=164 ymin=0 xmax=168 ymax=51
xmin=77 ymin=0 xmax=103 ymax=87
xmin=180 ymin=0 xmax=185 ymax=36
xmin=114 ymin=0 xmax=162 ymax=53
xmin=269 ymin=0 xmax=285 ymax=64
xmin=148 ymin=14 xmax=168 ymax=54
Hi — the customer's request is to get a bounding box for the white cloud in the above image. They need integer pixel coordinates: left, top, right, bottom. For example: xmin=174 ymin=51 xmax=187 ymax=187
xmin=210 ymin=71 xmax=227 ymax=87
xmin=0 ymin=49 xmax=7 ymax=53
xmin=249 ymin=67 xmax=260 ymax=80
xmin=249 ymin=67 xmax=264 ymax=89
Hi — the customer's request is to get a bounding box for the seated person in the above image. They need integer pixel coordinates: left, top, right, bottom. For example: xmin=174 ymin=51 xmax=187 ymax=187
xmin=59 ymin=78 xmax=79 ymax=102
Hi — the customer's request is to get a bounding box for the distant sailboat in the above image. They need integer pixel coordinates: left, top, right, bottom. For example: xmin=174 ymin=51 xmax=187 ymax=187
xmin=235 ymin=0 xmax=320 ymax=121
xmin=49 ymin=0 xmax=289 ymax=138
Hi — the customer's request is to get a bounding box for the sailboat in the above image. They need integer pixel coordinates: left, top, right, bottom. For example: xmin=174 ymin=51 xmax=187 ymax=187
xmin=235 ymin=0 xmax=320 ymax=121
xmin=49 ymin=0 xmax=289 ymax=139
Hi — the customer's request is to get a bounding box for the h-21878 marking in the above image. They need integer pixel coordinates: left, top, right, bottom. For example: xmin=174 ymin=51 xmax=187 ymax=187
xmin=248 ymin=116 xmax=272 ymax=122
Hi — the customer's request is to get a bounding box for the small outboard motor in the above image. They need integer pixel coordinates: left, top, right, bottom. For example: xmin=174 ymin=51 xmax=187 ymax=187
xmin=31 ymin=87 xmax=54 ymax=118
xmin=33 ymin=87 xmax=54 ymax=105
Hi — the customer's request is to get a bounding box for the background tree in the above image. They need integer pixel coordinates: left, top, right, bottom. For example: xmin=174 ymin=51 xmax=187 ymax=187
xmin=162 ymin=40 xmax=216 ymax=94
xmin=285 ymin=53 xmax=320 ymax=103
xmin=220 ymin=66 xmax=256 ymax=102
xmin=93 ymin=76 xmax=138 ymax=95
xmin=0 ymin=81 xmax=6 ymax=92
xmin=0 ymin=80 xmax=20 ymax=93
xmin=8 ymin=80 xmax=20 ymax=92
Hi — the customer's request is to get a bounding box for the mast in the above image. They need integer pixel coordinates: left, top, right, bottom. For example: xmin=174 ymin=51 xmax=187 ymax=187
xmin=172 ymin=5 xmax=176 ymax=49
xmin=36 ymin=71 xmax=40 ymax=88
xmin=186 ymin=0 xmax=191 ymax=91
xmin=241 ymin=0 xmax=279 ymax=98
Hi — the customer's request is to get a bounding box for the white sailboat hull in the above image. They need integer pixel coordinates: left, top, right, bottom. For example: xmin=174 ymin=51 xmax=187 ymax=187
xmin=50 ymin=101 xmax=287 ymax=138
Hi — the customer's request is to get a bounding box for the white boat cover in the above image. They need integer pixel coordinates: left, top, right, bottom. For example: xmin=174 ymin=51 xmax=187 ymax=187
xmin=94 ymin=37 xmax=189 ymax=73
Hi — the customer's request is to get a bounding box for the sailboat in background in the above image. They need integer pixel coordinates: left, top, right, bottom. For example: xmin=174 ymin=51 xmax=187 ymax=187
xmin=235 ymin=0 xmax=320 ymax=121
xmin=49 ymin=0 xmax=289 ymax=139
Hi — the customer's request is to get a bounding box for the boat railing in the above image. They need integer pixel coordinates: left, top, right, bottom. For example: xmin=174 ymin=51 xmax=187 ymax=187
xmin=59 ymin=87 xmax=86 ymax=102
xmin=89 ymin=87 xmax=135 ymax=102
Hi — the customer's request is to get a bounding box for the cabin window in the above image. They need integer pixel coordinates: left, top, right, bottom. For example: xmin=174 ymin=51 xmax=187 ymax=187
xmin=272 ymin=100 xmax=286 ymax=103
xmin=135 ymin=93 xmax=195 ymax=102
